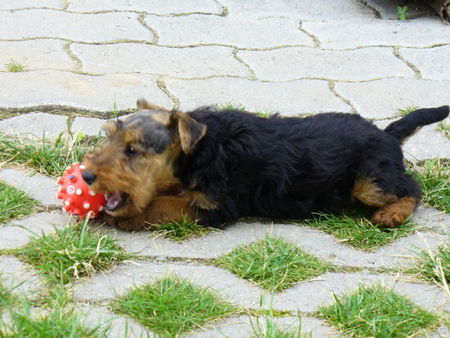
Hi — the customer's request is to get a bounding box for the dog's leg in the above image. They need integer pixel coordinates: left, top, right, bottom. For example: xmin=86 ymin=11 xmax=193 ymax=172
xmin=352 ymin=172 xmax=419 ymax=227
xmin=103 ymin=195 xmax=197 ymax=231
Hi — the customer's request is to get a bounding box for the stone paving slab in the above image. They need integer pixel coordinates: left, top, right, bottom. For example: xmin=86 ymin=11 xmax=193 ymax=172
xmin=104 ymin=220 xmax=446 ymax=269
xmin=165 ymin=78 xmax=350 ymax=113
xmin=0 ymin=10 xmax=153 ymax=43
xmin=0 ymin=212 xmax=69 ymax=250
xmin=0 ymin=112 xmax=67 ymax=138
xmin=0 ymin=168 xmax=59 ymax=207
xmin=273 ymin=272 xmax=449 ymax=313
xmin=0 ymin=71 xmax=171 ymax=111
xmin=145 ymin=15 xmax=314 ymax=48
xmin=238 ymin=47 xmax=414 ymax=81
xmin=302 ymin=17 xmax=450 ymax=49
xmin=220 ymin=0 xmax=374 ymax=19
xmin=0 ymin=0 xmax=64 ymax=10
xmin=0 ymin=256 xmax=45 ymax=295
xmin=400 ymin=45 xmax=450 ymax=81
xmin=335 ymin=78 xmax=450 ymax=119
xmin=78 ymin=304 xmax=153 ymax=338
xmin=0 ymin=40 xmax=74 ymax=72
xmin=71 ymin=117 xmax=108 ymax=137
xmin=188 ymin=315 xmax=340 ymax=337
xmin=67 ymin=0 xmax=223 ymax=15
xmin=72 ymin=43 xmax=249 ymax=78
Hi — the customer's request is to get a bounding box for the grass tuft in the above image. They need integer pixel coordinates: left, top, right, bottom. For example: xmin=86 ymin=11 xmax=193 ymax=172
xmin=0 ymin=132 xmax=103 ymax=177
xmin=398 ymin=105 xmax=418 ymax=116
xmin=6 ymin=59 xmax=26 ymax=72
xmin=0 ymin=286 xmax=107 ymax=337
xmin=411 ymin=159 xmax=449 ymax=213
xmin=17 ymin=218 xmax=133 ymax=284
xmin=397 ymin=5 xmax=409 ymax=21
xmin=319 ymin=284 xmax=439 ymax=337
xmin=216 ymin=236 xmax=332 ymax=292
xmin=0 ymin=182 xmax=38 ymax=224
xmin=147 ymin=216 xmax=214 ymax=242
xmin=438 ymin=121 xmax=450 ymax=139
xmin=112 ymin=276 xmax=236 ymax=336
xmin=409 ymin=240 xmax=449 ymax=292
xmin=303 ymin=206 xmax=416 ymax=251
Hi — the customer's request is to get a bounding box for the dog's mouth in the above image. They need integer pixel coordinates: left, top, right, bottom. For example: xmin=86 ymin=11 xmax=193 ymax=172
xmin=105 ymin=192 xmax=128 ymax=212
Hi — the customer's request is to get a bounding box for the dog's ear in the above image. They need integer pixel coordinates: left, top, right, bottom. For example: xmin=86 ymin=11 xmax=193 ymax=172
xmin=102 ymin=120 xmax=123 ymax=137
xmin=136 ymin=98 xmax=168 ymax=111
xmin=171 ymin=112 xmax=207 ymax=154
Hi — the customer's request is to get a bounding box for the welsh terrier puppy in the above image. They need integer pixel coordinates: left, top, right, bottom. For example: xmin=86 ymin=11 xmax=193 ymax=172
xmin=82 ymin=99 xmax=449 ymax=231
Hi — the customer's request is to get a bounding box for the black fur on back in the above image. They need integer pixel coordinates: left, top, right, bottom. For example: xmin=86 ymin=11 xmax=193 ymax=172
xmin=174 ymin=107 xmax=445 ymax=227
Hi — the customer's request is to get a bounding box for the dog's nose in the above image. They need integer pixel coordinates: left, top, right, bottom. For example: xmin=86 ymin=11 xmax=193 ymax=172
xmin=82 ymin=170 xmax=97 ymax=185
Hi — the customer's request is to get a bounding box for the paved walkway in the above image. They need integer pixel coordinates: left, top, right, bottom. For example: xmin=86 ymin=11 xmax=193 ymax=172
xmin=0 ymin=0 xmax=449 ymax=337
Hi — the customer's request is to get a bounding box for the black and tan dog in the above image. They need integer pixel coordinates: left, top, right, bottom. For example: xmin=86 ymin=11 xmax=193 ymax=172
xmin=82 ymin=99 xmax=449 ymax=231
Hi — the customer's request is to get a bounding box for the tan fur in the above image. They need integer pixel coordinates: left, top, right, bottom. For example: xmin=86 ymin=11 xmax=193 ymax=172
xmin=136 ymin=98 xmax=168 ymax=112
xmin=176 ymin=112 xmax=207 ymax=154
xmin=372 ymin=197 xmax=417 ymax=227
xmin=352 ymin=178 xmax=396 ymax=207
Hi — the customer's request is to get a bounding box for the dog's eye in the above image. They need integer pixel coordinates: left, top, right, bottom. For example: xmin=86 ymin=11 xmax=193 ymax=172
xmin=125 ymin=145 xmax=139 ymax=156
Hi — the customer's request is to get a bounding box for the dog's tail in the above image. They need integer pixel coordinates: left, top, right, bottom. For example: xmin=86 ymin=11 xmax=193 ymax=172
xmin=384 ymin=105 xmax=449 ymax=141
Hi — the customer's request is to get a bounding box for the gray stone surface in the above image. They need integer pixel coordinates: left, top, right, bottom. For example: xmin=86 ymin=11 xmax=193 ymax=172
xmin=79 ymin=305 xmax=153 ymax=338
xmin=0 ymin=71 xmax=171 ymax=111
xmin=220 ymin=0 xmax=374 ymax=19
xmin=412 ymin=207 xmax=450 ymax=234
xmin=335 ymin=78 xmax=450 ymax=119
xmin=0 ymin=212 xmax=68 ymax=250
xmin=400 ymin=45 xmax=450 ymax=81
xmin=238 ymin=47 xmax=414 ymax=81
xmin=0 ymin=168 xmax=59 ymax=207
xmin=71 ymin=117 xmax=107 ymax=137
xmin=302 ymin=17 xmax=450 ymax=49
xmin=0 ymin=10 xmax=153 ymax=43
xmin=0 ymin=40 xmax=74 ymax=71
xmin=146 ymin=14 xmax=314 ymax=48
xmin=67 ymin=0 xmax=223 ymax=15
xmin=72 ymin=43 xmax=249 ymax=78
xmin=0 ymin=0 xmax=64 ymax=10
xmin=105 ymin=221 xmax=446 ymax=269
xmin=0 ymin=113 xmax=67 ymax=138
xmin=0 ymin=256 xmax=45 ymax=295
xmin=165 ymin=78 xmax=350 ymax=113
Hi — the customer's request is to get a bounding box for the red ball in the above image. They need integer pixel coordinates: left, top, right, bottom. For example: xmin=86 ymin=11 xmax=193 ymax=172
xmin=56 ymin=162 xmax=106 ymax=219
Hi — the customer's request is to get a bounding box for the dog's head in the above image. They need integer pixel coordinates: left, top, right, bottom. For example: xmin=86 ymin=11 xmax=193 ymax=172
xmin=82 ymin=99 xmax=207 ymax=217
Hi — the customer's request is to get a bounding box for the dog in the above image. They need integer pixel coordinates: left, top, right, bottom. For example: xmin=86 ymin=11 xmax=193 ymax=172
xmin=82 ymin=99 xmax=449 ymax=231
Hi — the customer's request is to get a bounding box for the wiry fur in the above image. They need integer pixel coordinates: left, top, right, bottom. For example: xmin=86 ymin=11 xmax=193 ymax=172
xmin=83 ymin=100 xmax=449 ymax=231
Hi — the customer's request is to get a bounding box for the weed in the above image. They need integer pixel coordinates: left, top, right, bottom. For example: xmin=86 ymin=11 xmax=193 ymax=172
xmin=398 ymin=105 xmax=419 ymax=116
xmin=397 ymin=5 xmax=409 ymax=21
xmin=0 ymin=182 xmax=38 ymax=224
xmin=438 ymin=120 xmax=450 ymax=139
xmin=18 ymin=218 xmax=133 ymax=284
xmin=216 ymin=236 xmax=332 ymax=292
xmin=319 ymin=284 xmax=438 ymax=337
xmin=0 ymin=132 xmax=103 ymax=177
xmin=112 ymin=276 xmax=236 ymax=336
xmin=147 ymin=216 xmax=214 ymax=241
xmin=6 ymin=59 xmax=26 ymax=72
xmin=303 ymin=206 xmax=416 ymax=251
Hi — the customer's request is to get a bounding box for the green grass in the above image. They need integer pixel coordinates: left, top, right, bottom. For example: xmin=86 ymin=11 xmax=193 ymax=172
xmin=0 ymin=132 xmax=103 ymax=177
xmin=398 ymin=105 xmax=418 ymax=116
xmin=438 ymin=121 xmax=450 ymax=139
xmin=147 ymin=216 xmax=214 ymax=241
xmin=397 ymin=5 xmax=409 ymax=21
xmin=112 ymin=276 xmax=236 ymax=336
xmin=303 ymin=206 xmax=416 ymax=251
xmin=0 ymin=181 xmax=38 ymax=224
xmin=216 ymin=236 xmax=332 ymax=292
xmin=0 ymin=286 xmax=107 ymax=337
xmin=319 ymin=284 xmax=439 ymax=337
xmin=409 ymin=240 xmax=449 ymax=290
xmin=411 ymin=159 xmax=449 ymax=213
xmin=17 ymin=218 xmax=133 ymax=284
xmin=6 ymin=59 xmax=26 ymax=72
xmin=0 ymin=282 xmax=11 ymax=311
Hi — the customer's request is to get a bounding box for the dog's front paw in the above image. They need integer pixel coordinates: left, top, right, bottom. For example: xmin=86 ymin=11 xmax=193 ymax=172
xmin=102 ymin=213 xmax=146 ymax=232
xmin=372 ymin=209 xmax=404 ymax=227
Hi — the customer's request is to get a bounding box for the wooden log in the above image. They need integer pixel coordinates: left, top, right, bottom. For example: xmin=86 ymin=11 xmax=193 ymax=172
xmin=428 ymin=0 xmax=450 ymax=24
